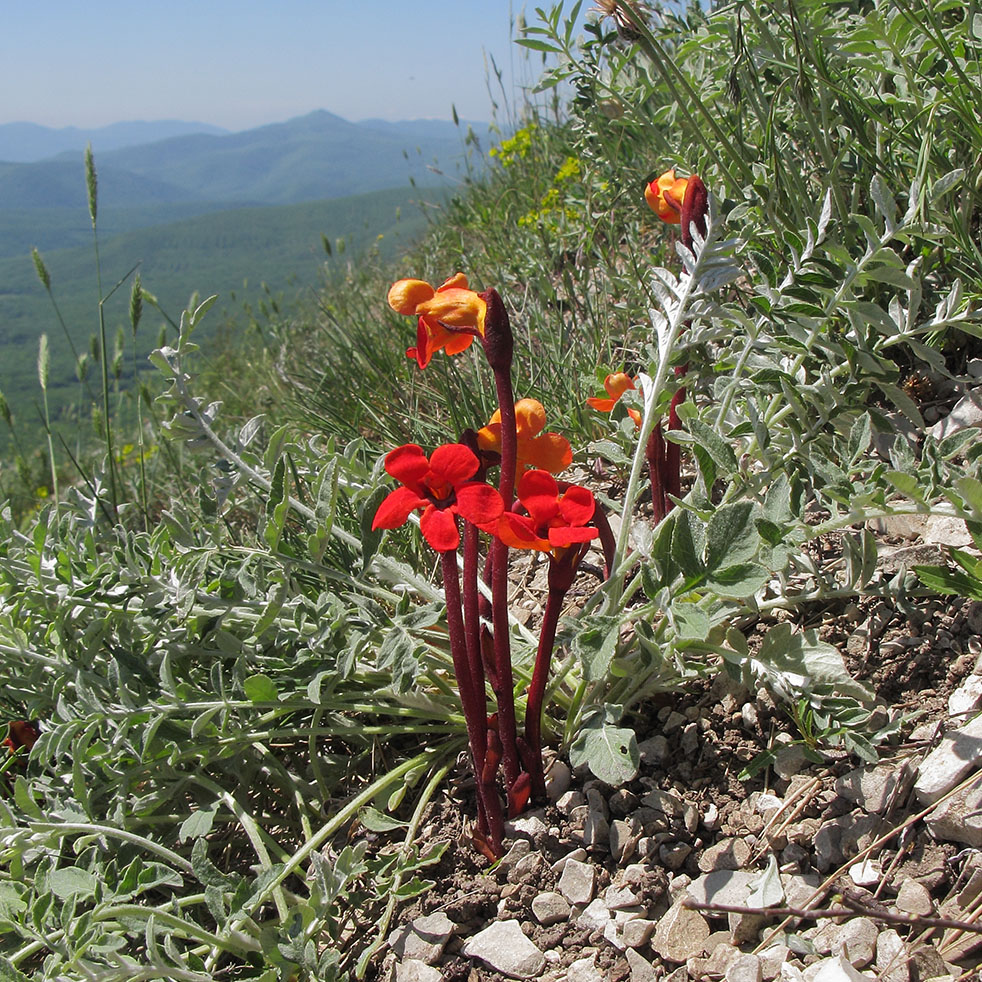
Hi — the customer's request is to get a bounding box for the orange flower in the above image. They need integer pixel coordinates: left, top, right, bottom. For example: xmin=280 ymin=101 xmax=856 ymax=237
xmin=644 ymin=169 xmax=689 ymax=224
xmin=387 ymin=273 xmax=488 ymax=368
xmin=477 ymin=398 xmax=572 ymax=476
xmin=587 ymin=372 xmax=641 ymax=427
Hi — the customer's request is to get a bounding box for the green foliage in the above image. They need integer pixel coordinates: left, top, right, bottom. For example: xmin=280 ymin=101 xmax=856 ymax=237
xmin=915 ymin=520 xmax=982 ymax=600
xmin=4 ymin=0 xmax=982 ymax=975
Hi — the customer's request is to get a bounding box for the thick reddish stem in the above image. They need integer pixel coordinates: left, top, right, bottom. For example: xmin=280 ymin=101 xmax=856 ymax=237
xmin=461 ymin=521 xmax=488 ymax=762
xmin=525 ymin=585 xmax=564 ymax=803
xmin=488 ymin=365 xmax=521 ymax=788
xmin=646 ymin=424 xmax=668 ymax=523
xmin=440 ymin=550 xmax=502 ymax=855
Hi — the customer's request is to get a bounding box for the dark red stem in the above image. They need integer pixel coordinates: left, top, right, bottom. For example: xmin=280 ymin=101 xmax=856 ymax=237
xmin=488 ymin=365 xmax=521 ymax=788
xmin=646 ymin=424 xmax=668 ymax=523
xmin=525 ymin=584 xmax=565 ymax=804
xmin=440 ymin=549 xmax=502 ymax=855
xmin=461 ymin=520 xmax=488 ymax=764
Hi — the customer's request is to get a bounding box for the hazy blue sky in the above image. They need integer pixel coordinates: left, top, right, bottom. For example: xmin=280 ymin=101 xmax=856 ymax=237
xmin=2 ymin=1 xmax=577 ymax=130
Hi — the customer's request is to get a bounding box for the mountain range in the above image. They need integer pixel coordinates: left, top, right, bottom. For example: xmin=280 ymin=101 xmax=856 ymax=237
xmin=0 ymin=111 xmax=476 ymax=210
xmin=0 ymin=119 xmax=229 ymax=163
xmin=0 ymin=110 xmax=472 ymax=431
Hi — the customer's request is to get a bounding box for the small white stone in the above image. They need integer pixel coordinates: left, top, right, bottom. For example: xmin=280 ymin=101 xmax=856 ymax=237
xmin=461 ymin=920 xmax=545 ymax=980
xmin=650 ymin=898 xmax=711 ymax=964
xmin=875 ymin=929 xmax=909 ymax=982
xmin=395 ymin=959 xmax=442 ymax=982
xmin=914 ymin=715 xmax=982 ymax=805
xmin=545 ymin=760 xmax=572 ymax=801
xmin=620 ymin=918 xmax=656 ymax=949
xmin=848 ymin=859 xmax=881 ymax=887
xmin=556 ymin=790 xmax=586 ymax=815
xmin=806 ymin=955 xmax=870 ymax=982
xmin=837 ymin=916 xmax=877 ymax=968
xmin=577 ymin=897 xmax=612 ymax=933
xmin=568 ymin=954 xmax=603 ymax=982
xmin=532 ymin=891 xmax=571 ymax=926
xmin=605 ymin=884 xmax=640 ymax=909
xmin=507 ymin=813 xmax=548 ymax=838
xmin=895 ymin=879 xmax=933 ymax=916
xmin=551 ymin=847 xmax=587 ymax=875
xmin=726 ymin=953 xmax=764 ymax=982
xmin=559 ymin=858 xmax=596 ymax=906
xmin=948 ymin=674 xmax=982 ymax=717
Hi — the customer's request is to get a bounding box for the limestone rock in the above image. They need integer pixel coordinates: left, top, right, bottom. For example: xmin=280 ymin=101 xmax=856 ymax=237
xmin=620 ymin=918 xmax=656 ymax=949
xmin=568 ymin=954 xmax=604 ymax=982
xmin=699 ymin=836 xmax=752 ymax=872
xmin=625 ymin=948 xmax=658 ymax=982
xmin=928 ymin=388 xmax=982 ymax=439
xmin=874 ymin=929 xmax=910 ymax=982
xmin=576 ymin=896 xmax=612 ymax=933
xmin=948 ymin=674 xmax=982 ymax=717
xmin=924 ymin=774 xmax=982 ymax=846
xmin=461 ymin=920 xmax=546 ymax=979
xmin=836 ymin=916 xmax=878 ymax=968
xmin=686 ymin=870 xmax=756 ymax=908
xmin=650 ymin=898 xmax=711 ymax=963
xmin=895 ymin=879 xmax=933 ymax=916
xmin=394 ymin=959 xmax=442 ymax=982
xmin=545 ymin=759 xmax=572 ymax=801
xmin=558 ymin=858 xmax=595 ymax=906
xmin=532 ymin=891 xmax=571 ymax=926
xmin=388 ymin=912 xmax=455 ymax=965
xmin=914 ymin=714 xmax=982 ymax=805
xmin=848 ymin=859 xmax=881 ymax=887
xmin=806 ymin=955 xmax=870 ymax=982
xmin=726 ymin=953 xmax=764 ymax=982
xmin=835 ymin=763 xmax=909 ymax=814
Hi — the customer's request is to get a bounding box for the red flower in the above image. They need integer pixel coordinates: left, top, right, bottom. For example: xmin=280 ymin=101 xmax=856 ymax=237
xmin=372 ymin=443 xmax=504 ymax=552
xmin=497 ymin=470 xmax=599 ymax=559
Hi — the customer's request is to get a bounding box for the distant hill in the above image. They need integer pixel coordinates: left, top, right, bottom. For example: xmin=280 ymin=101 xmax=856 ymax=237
xmin=0 ymin=120 xmax=228 ymax=163
xmin=0 ymin=159 xmax=201 ymax=210
xmin=96 ymin=110 xmax=470 ymax=204
xmin=0 ymin=185 xmax=440 ymax=431
xmin=0 ymin=111 xmax=476 ymax=218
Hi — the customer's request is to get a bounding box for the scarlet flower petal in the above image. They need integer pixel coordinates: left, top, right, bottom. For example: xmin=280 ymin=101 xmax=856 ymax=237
xmin=372 ymin=486 xmax=427 ymax=530
xmin=384 ymin=444 xmax=430 ymax=487
xmin=586 ymin=396 xmax=616 ymax=412
xmin=645 ymin=169 xmax=689 ymax=225
xmin=429 ymin=444 xmax=479 ymax=486
xmin=497 ymin=512 xmax=551 ymax=551
xmin=559 ymin=484 xmax=596 ymax=526
xmin=605 ymin=372 xmax=636 ymax=400
xmin=548 ymin=524 xmax=600 ymax=547
xmin=443 ymin=331 xmax=475 ymax=355
xmin=420 ymin=505 xmax=460 ymax=552
xmin=517 ymin=470 xmax=562 ymax=527
xmin=588 ymin=373 xmax=640 ymax=429
xmin=417 ymin=288 xmax=487 ymax=334
xmin=454 ymin=482 xmax=505 ymax=525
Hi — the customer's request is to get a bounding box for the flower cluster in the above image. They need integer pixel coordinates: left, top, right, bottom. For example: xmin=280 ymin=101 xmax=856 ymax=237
xmin=374 ymin=165 xmax=709 ymax=854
